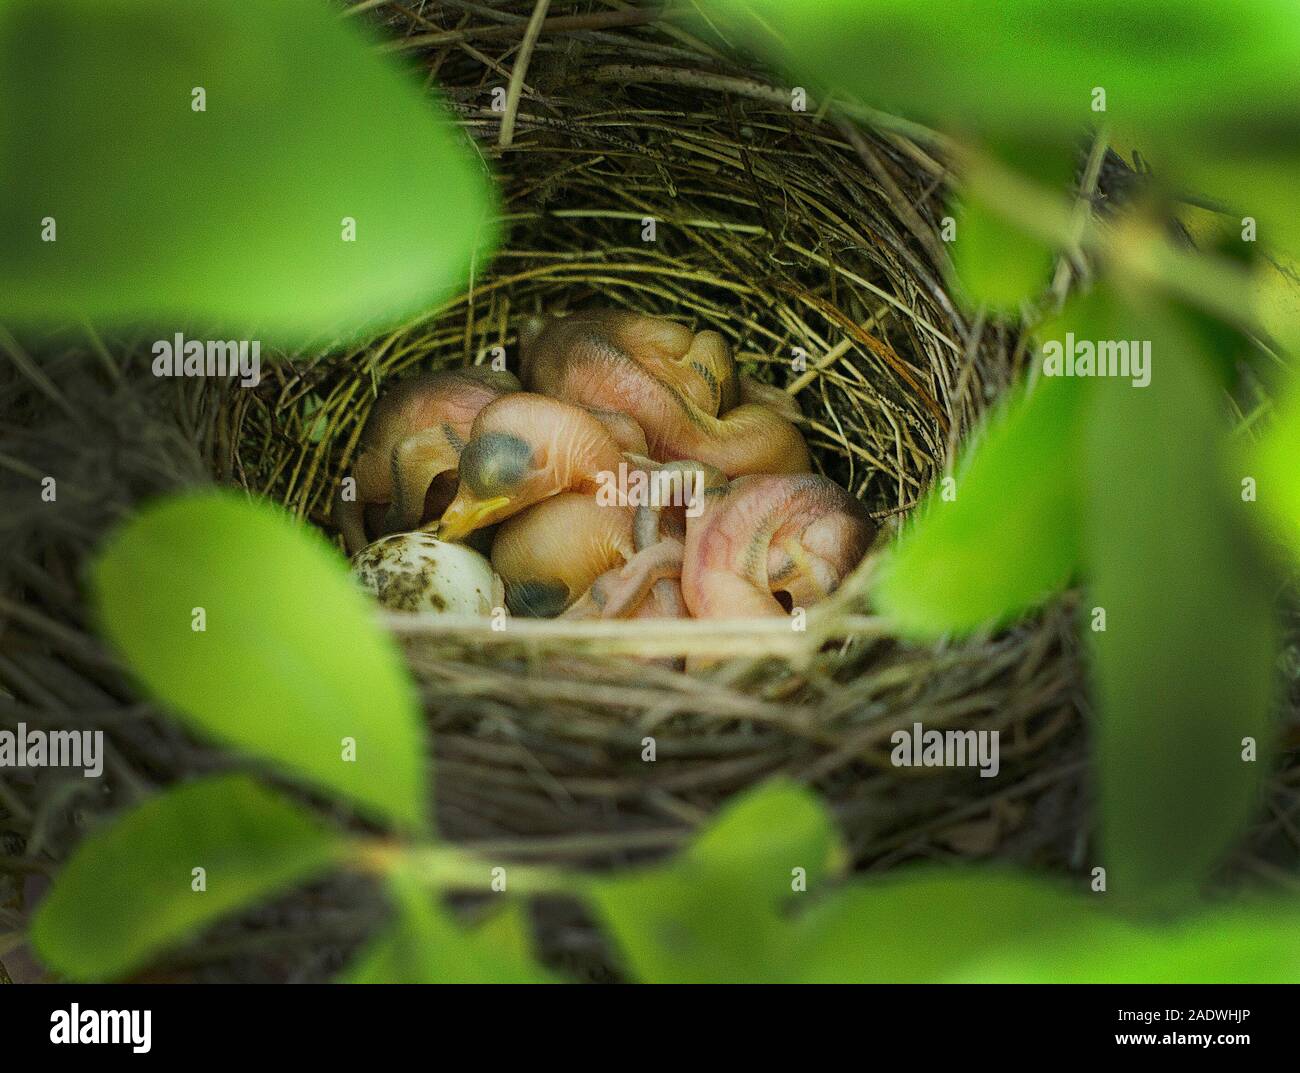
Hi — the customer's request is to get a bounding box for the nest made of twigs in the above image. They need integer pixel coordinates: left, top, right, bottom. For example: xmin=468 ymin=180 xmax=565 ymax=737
xmin=210 ymin=1 xmax=1086 ymax=861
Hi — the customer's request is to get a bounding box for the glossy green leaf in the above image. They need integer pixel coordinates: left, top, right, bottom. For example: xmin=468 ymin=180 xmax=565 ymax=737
xmin=587 ymin=781 xmax=841 ymax=983
xmin=91 ymin=490 xmax=427 ymax=829
xmin=0 ymin=0 xmax=497 ymax=346
xmin=873 ymin=373 xmax=1087 ymax=637
xmin=31 ymin=775 xmax=342 ymax=981
xmin=1083 ymin=304 xmax=1279 ymax=905
xmin=346 ymin=866 xmax=552 ymax=984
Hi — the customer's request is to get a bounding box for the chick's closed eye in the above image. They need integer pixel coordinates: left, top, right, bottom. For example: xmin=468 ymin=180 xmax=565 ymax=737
xmin=458 ymin=431 xmax=534 ymax=498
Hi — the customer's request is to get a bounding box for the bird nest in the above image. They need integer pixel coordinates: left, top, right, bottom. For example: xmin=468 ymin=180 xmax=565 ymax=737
xmin=1 ymin=3 xmax=1099 ymax=981
xmin=218 ymin=6 xmax=1087 ymax=858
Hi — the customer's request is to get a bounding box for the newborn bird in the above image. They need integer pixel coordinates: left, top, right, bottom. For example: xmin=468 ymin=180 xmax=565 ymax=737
xmin=334 ymin=366 xmax=519 ymax=554
xmin=565 ymin=489 xmax=686 ymax=620
xmin=491 ymin=493 xmax=636 ymax=617
xmin=522 ymin=310 xmax=738 ymax=415
xmin=520 ymin=310 xmax=812 ymax=477
xmin=680 ymin=467 xmax=876 ymax=619
xmin=432 ymin=393 xmax=627 ymax=542
xmin=491 ymin=491 xmax=685 ymax=619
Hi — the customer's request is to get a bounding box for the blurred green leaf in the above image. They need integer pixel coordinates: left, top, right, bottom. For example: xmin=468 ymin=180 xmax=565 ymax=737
xmin=874 ymin=373 xmax=1087 ymax=636
xmin=582 ymin=781 xmax=1300 ymax=982
xmin=1082 ymin=302 xmax=1279 ymax=904
xmin=947 ymin=143 xmax=1074 ymax=312
xmin=91 ymin=490 xmax=427 ymax=829
xmin=582 ymin=780 xmax=1300 ymax=978
xmin=0 ymin=0 xmax=497 ymax=346
xmin=949 ymin=196 xmax=1057 ymax=313
xmin=1253 ymin=251 xmax=1300 ymax=355
xmin=685 ymin=776 xmax=845 ymax=898
xmin=1253 ymin=377 xmax=1300 ymax=563
xmin=792 ymin=872 xmax=1129 ymax=983
xmin=967 ymin=904 xmax=1300 ymax=983
xmin=588 ymin=780 xmax=841 ymax=983
xmin=31 ymin=775 xmax=342 ymax=981
xmin=712 ymin=1 xmax=1300 ymax=262
xmin=474 ymin=902 xmax=543 ymax=969
xmin=709 ymin=0 xmax=1300 ymax=153
xmin=794 ymin=871 xmax=1300 ymax=982
xmin=346 ymin=865 xmax=552 ymax=984
xmin=1171 ymin=152 xmax=1300 ymax=267
xmin=876 ymin=284 xmax=1281 ymax=904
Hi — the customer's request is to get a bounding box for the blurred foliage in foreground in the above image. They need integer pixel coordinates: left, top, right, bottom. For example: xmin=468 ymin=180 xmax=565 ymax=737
xmin=0 ymin=0 xmax=497 ymax=348
xmin=31 ymin=717 xmax=1300 ymax=982
xmin=713 ymin=0 xmax=1300 ymax=264
xmin=714 ymin=0 xmax=1300 ymax=916
xmin=29 ymin=479 xmax=1300 ymax=982
xmin=16 ymin=0 xmax=1300 ymax=981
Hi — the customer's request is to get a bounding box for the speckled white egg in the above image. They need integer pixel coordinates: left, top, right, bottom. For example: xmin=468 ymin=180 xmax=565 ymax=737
xmin=351 ymin=532 xmax=500 ymax=616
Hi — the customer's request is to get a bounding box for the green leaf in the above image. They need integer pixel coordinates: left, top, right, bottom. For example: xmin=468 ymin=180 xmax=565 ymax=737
xmin=947 ymin=143 xmax=1074 ymax=313
xmin=970 ymin=905 xmax=1300 ymax=983
xmin=949 ymin=196 xmax=1057 ymax=313
xmin=792 ymin=872 xmax=1129 ymax=983
xmin=580 ymin=779 xmax=1300 ymax=982
xmin=685 ymin=776 xmax=844 ymax=898
xmin=711 ymin=1 xmax=1300 ymax=263
xmin=0 ymin=0 xmax=497 ymax=347
xmin=1253 ymin=376 xmax=1300 ymax=564
xmin=793 ymin=870 xmax=1300 ymax=982
xmin=873 ymin=372 xmax=1087 ymax=637
xmin=1082 ymin=302 xmax=1279 ymax=905
xmin=31 ymin=775 xmax=342 ymax=981
xmin=474 ymin=902 xmax=542 ymax=969
xmin=346 ymin=866 xmax=553 ymax=984
xmin=91 ymin=490 xmax=427 ymax=829
xmin=587 ymin=780 xmax=842 ymax=983
xmin=709 ymin=0 xmax=1300 ymax=158
xmin=880 ymin=283 xmax=1280 ymax=900
xmin=1171 ymin=152 xmax=1300 ymax=267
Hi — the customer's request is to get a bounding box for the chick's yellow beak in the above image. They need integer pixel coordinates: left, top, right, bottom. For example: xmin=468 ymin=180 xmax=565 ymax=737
xmin=435 ymin=494 xmax=512 ymax=542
